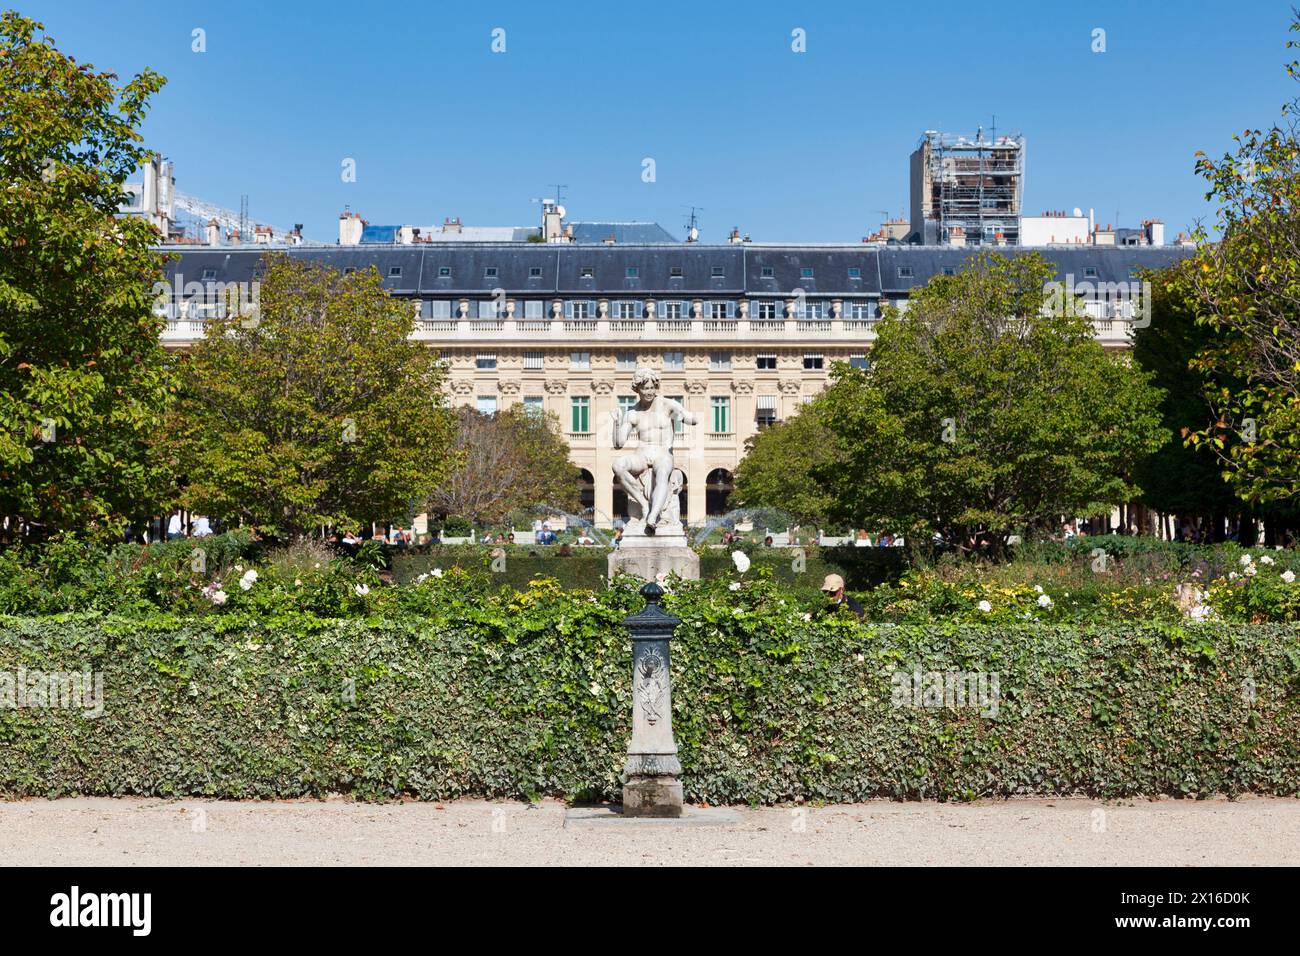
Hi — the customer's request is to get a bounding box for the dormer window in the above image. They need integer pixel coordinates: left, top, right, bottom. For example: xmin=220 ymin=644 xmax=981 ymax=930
xmin=388 ymin=267 xmax=402 ymax=278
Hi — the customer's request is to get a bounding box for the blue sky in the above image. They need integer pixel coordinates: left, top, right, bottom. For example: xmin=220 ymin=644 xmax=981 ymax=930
xmin=22 ymin=0 xmax=1299 ymax=243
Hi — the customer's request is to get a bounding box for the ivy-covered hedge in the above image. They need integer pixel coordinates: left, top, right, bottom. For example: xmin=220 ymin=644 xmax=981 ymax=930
xmin=2 ymin=577 xmax=1297 ymax=803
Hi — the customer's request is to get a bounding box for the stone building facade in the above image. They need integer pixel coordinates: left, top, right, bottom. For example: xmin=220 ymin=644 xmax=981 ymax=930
xmin=158 ymin=242 xmax=1191 ymax=527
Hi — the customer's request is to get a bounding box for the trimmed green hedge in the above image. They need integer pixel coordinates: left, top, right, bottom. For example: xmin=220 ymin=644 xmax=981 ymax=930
xmin=2 ymin=580 xmax=1298 ymax=802
xmin=393 ymin=544 xmax=904 ymax=594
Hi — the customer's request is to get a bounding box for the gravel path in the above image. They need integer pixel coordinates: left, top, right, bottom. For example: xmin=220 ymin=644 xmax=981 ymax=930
xmin=1 ymin=796 xmax=1297 ymax=866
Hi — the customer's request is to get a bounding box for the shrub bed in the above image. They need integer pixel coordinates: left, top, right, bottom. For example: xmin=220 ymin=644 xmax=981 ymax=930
xmin=392 ymin=544 xmax=905 ymax=593
xmin=2 ymin=576 xmax=1297 ymax=803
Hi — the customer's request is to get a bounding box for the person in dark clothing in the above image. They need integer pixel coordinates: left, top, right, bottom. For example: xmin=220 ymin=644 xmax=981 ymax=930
xmin=819 ymin=573 xmax=865 ymax=619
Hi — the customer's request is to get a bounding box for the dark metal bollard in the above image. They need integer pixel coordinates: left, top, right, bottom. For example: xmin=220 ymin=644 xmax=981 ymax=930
xmin=621 ymin=582 xmax=683 ymax=817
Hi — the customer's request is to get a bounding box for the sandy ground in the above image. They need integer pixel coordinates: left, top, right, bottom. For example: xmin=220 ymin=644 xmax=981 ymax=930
xmin=1 ymin=795 xmax=1298 ymax=866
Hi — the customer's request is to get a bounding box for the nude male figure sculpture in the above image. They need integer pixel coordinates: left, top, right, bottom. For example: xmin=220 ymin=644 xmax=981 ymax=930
xmin=610 ymin=367 xmax=697 ymax=533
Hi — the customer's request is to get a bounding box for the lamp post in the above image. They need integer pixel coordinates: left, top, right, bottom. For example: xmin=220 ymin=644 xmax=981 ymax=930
xmin=621 ymin=582 xmax=683 ymax=817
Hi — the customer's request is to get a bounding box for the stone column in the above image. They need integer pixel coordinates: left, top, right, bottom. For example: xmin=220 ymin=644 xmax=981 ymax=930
xmin=622 ymin=582 xmax=683 ymax=817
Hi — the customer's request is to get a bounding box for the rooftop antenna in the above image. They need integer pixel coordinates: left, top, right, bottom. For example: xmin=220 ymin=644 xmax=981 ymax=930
xmin=683 ymin=205 xmax=703 ymax=242
xmin=238 ymin=194 xmax=248 ymax=241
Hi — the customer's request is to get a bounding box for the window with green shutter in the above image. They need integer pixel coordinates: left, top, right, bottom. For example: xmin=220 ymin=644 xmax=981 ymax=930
xmin=711 ymin=396 xmax=730 ymax=433
xmin=571 ymin=396 xmax=590 ymax=433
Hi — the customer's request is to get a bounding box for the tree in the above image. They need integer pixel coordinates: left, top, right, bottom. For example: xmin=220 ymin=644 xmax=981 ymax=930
xmin=1132 ymin=260 xmax=1288 ymax=541
xmin=815 ymin=253 xmax=1165 ymax=556
xmin=732 ymin=400 xmax=838 ymax=526
xmin=1183 ymin=15 xmax=1300 ymax=505
xmin=169 ymin=255 xmax=457 ymax=537
xmin=0 ymin=12 xmax=172 ymax=541
xmin=427 ymin=404 xmax=580 ymax=527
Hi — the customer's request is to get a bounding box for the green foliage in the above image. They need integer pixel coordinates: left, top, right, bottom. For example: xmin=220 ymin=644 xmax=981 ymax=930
xmin=168 ymin=254 xmax=458 ymax=537
xmin=393 ymin=544 xmax=904 ymax=595
xmin=0 ymin=12 xmax=174 ymax=539
xmin=1207 ymin=555 xmax=1300 ymax=623
xmin=1 ymin=579 xmax=1297 ymax=802
xmin=427 ymin=405 xmax=580 ymax=527
xmin=732 ymin=401 xmax=838 ymax=525
xmin=1183 ymin=16 xmax=1300 ymax=504
xmin=814 ymin=253 xmax=1166 ymax=555
xmin=1132 ymin=262 xmax=1249 ymax=518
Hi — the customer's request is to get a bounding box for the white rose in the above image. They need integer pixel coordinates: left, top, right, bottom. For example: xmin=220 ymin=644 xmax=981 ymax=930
xmin=1034 ymin=585 xmax=1043 ymax=594
xmin=1259 ymin=555 xmax=1274 ymax=565
xmin=239 ymin=577 xmax=253 ymax=591
xmin=1239 ymin=555 xmax=1253 ymax=567
xmin=210 ymin=590 xmax=228 ymax=606
xmin=731 ymin=551 xmax=751 ymax=573
xmin=729 ymin=581 xmax=741 ymax=591
xmin=1037 ymin=594 xmax=1052 ymax=607
xmin=431 ymin=568 xmax=443 ymax=578
xmin=1282 ymin=570 xmax=1296 ymax=584
xmin=977 ymin=600 xmax=992 ymax=613
xmin=1245 ymin=564 xmax=1257 ymax=577
xmin=1229 ymin=571 xmax=1238 ymax=580
xmin=241 ymin=569 xmax=258 ymax=582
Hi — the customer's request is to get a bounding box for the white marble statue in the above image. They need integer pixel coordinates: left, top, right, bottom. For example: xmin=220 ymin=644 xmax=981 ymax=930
xmin=610 ymin=367 xmax=697 ymax=534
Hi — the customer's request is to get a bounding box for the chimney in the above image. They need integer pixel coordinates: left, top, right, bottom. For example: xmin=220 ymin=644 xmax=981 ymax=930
xmin=728 ymin=227 xmax=742 ymax=244
xmin=288 ymin=224 xmax=303 ymax=246
xmin=1144 ymin=219 xmax=1165 ymax=247
xmin=338 ymin=209 xmax=364 ymax=246
xmin=947 ymin=226 xmax=966 ymax=248
xmin=443 ymin=217 xmax=462 ymax=235
xmin=541 ymin=199 xmax=565 ymax=242
xmin=206 ymin=218 xmax=221 ymax=246
xmin=1093 ymin=224 xmax=1116 ymax=247
xmin=254 ymin=225 xmax=273 ymax=245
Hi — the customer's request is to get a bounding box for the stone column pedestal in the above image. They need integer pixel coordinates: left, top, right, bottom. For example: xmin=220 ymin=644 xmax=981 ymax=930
xmin=621 ymin=582 xmax=683 ymax=817
xmin=608 ymin=527 xmax=700 ymax=582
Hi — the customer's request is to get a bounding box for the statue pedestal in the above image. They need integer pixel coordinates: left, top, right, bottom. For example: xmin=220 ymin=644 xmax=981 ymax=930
xmin=609 ymin=526 xmax=700 ymax=582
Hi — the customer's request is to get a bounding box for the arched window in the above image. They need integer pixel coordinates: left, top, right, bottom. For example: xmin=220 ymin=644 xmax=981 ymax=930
xmin=577 ymin=469 xmax=595 ymax=516
xmin=706 ymin=468 xmax=733 ymax=516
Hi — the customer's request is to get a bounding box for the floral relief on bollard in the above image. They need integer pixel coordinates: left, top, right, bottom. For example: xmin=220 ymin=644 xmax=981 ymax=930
xmin=621 ymin=582 xmax=684 ymax=817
